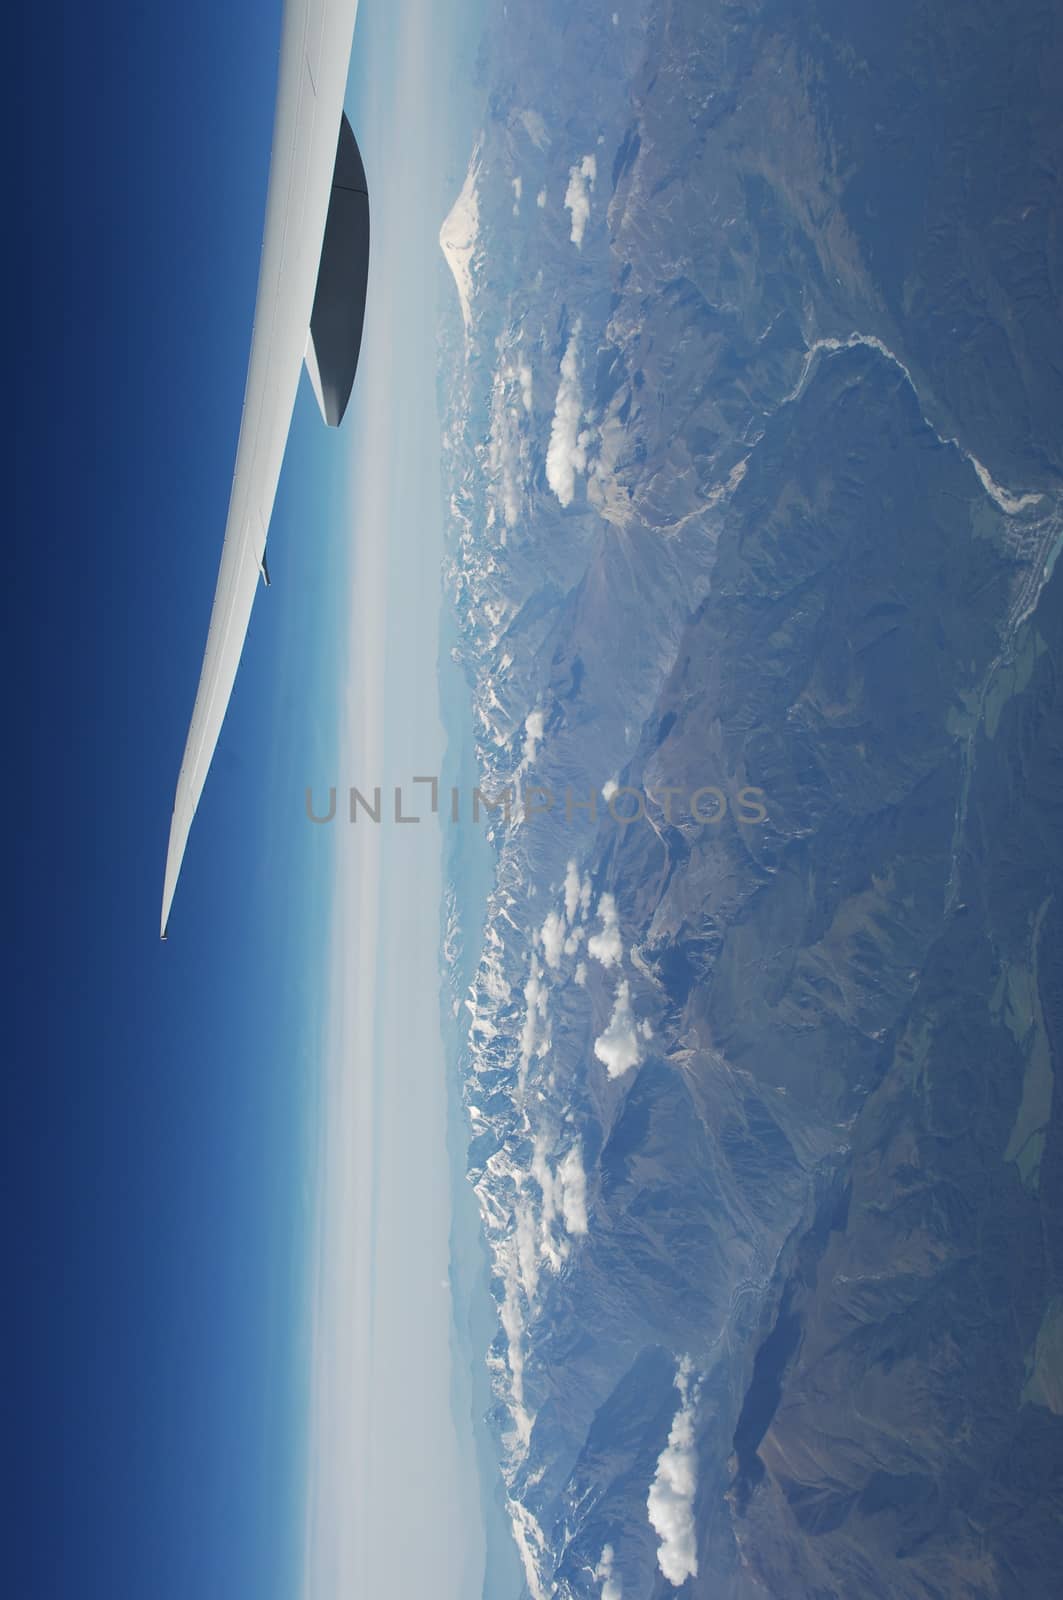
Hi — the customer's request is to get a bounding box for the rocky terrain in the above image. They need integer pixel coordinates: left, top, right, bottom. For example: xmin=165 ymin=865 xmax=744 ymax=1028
xmin=436 ymin=1 xmax=1063 ymax=1594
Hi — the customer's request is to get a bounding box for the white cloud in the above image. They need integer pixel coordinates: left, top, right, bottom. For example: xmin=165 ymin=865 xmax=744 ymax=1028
xmin=515 ymin=1195 xmax=540 ymax=1301
xmin=575 ymin=960 xmax=588 ymax=987
xmin=588 ymin=892 xmax=623 ymax=969
xmin=647 ymin=1360 xmax=699 ymax=1585
xmin=564 ymin=925 xmax=585 ymax=956
xmin=512 ymin=175 xmax=523 ymax=201
xmin=564 ymin=859 xmax=582 ymax=922
xmin=518 ymin=359 xmax=533 ymax=413
xmin=564 ymin=153 xmax=598 ymax=247
xmin=602 ymin=777 xmax=618 ymax=802
xmin=518 ymin=958 xmax=549 ymax=1094
xmin=531 ymin=1132 xmax=558 ymax=1231
xmin=536 ymin=186 xmax=547 ymax=208
xmin=540 ymin=910 xmax=566 ymax=970
xmin=558 ymin=1142 xmax=588 ymax=1235
xmin=524 ymin=708 xmax=546 ymax=764
xmin=595 ymin=1544 xmax=622 ymax=1600
xmin=545 ymin=329 xmax=592 ymax=508
xmin=594 ymin=979 xmax=642 ymax=1079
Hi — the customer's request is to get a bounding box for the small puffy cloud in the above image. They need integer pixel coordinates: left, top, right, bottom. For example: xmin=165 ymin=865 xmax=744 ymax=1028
xmin=524 ymin=708 xmax=546 ymax=764
xmin=602 ymin=777 xmax=618 ymax=802
xmin=546 ymin=330 xmax=592 ymax=508
xmin=536 ymin=186 xmax=547 ymax=208
xmin=540 ymin=910 xmax=566 ymax=969
xmin=518 ymin=359 xmax=533 ymax=413
xmin=595 ymin=1545 xmax=622 ymax=1600
xmin=564 ymin=859 xmax=582 ymax=923
xmin=588 ymin=893 xmax=622 ymax=969
xmin=512 ymin=175 xmax=523 ymax=201
xmin=575 ymin=961 xmax=588 ymax=987
xmin=594 ymin=979 xmax=641 ymax=1079
xmin=564 ymin=153 xmax=598 ymax=247
xmin=647 ymin=1360 xmax=699 ymax=1585
xmin=558 ymin=1142 xmax=588 ymax=1235
xmin=564 ymin=925 xmax=585 ymax=956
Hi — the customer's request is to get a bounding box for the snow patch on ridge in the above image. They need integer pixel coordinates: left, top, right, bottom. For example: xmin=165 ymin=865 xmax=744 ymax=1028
xmin=439 ymin=152 xmax=481 ymax=332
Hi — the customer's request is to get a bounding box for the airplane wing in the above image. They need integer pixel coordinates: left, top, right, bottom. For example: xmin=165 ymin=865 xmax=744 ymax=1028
xmin=160 ymin=0 xmax=360 ymax=938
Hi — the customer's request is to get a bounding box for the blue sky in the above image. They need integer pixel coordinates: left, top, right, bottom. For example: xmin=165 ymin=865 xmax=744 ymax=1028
xmin=11 ymin=3 xmax=483 ymax=1597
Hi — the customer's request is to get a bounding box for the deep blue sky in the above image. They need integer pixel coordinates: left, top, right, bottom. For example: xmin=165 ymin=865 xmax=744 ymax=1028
xmin=12 ymin=6 xmax=353 ymax=1597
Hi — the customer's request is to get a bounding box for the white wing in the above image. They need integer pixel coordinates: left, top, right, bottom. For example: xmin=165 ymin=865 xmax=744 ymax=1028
xmin=161 ymin=0 xmax=360 ymax=937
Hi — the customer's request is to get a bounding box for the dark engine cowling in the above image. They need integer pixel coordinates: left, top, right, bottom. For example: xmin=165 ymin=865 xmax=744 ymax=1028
xmin=306 ymin=113 xmax=369 ymax=427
